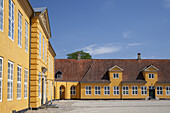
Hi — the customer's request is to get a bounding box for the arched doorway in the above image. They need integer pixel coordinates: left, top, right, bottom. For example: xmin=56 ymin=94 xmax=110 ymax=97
xmin=60 ymin=85 xmax=65 ymax=99
xmin=70 ymin=86 xmax=76 ymax=99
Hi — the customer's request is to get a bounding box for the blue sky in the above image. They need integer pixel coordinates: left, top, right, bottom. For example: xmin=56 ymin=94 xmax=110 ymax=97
xmin=30 ymin=0 xmax=170 ymax=59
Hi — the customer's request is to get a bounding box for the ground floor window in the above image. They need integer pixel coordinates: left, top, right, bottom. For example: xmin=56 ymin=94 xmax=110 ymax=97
xmin=104 ymin=86 xmax=110 ymax=95
xmin=141 ymin=86 xmax=147 ymax=95
xmin=122 ymin=86 xmax=129 ymax=95
xmin=95 ymin=86 xmax=101 ymax=95
xmin=157 ymin=86 xmax=163 ymax=95
xmin=85 ymin=86 xmax=91 ymax=95
xmin=113 ymin=86 xmax=119 ymax=95
xmin=17 ymin=65 xmax=22 ymax=99
xmin=132 ymin=86 xmax=138 ymax=95
xmin=71 ymin=86 xmax=76 ymax=95
xmin=24 ymin=69 xmax=28 ymax=99
xmin=0 ymin=57 xmax=3 ymax=102
xmin=166 ymin=86 xmax=170 ymax=95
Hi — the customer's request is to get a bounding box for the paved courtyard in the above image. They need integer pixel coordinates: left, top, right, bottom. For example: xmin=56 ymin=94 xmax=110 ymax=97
xmin=26 ymin=100 xmax=170 ymax=113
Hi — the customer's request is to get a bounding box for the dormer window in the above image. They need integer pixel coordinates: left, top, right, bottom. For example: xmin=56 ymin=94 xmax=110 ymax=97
xmin=149 ymin=73 xmax=154 ymax=79
xmin=55 ymin=71 xmax=62 ymax=79
xmin=113 ymin=73 xmax=119 ymax=78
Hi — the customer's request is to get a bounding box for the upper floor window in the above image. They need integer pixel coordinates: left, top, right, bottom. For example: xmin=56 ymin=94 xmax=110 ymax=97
xmin=132 ymin=86 xmax=138 ymax=95
xmin=85 ymin=86 xmax=91 ymax=95
xmin=0 ymin=0 xmax=4 ymax=31
xmin=166 ymin=86 xmax=170 ymax=95
xmin=0 ymin=57 xmax=3 ymax=102
xmin=43 ymin=37 xmax=44 ymax=61
xmin=141 ymin=86 xmax=147 ymax=95
xmin=149 ymin=73 xmax=154 ymax=79
xmin=122 ymin=86 xmax=129 ymax=95
xmin=55 ymin=71 xmax=62 ymax=79
xmin=39 ymin=32 xmax=41 ymax=58
xmin=8 ymin=0 xmax=14 ymax=40
xmin=45 ymin=42 xmax=47 ymax=63
xmin=18 ymin=12 xmax=22 ymax=47
xmin=113 ymin=73 xmax=119 ymax=78
xmin=25 ymin=21 xmax=28 ymax=52
xmin=70 ymin=86 xmax=76 ymax=95
xmin=104 ymin=86 xmax=110 ymax=95
xmin=157 ymin=86 xmax=163 ymax=95
xmin=17 ymin=65 xmax=22 ymax=99
xmin=95 ymin=86 xmax=101 ymax=95
xmin=113 ymin=86 xmax=119 ymax=95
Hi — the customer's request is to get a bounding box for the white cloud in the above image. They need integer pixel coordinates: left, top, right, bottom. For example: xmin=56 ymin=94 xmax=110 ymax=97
xmin=122 ymin=31 xmax=133 ymax=38
xmin=163 ymin=0 xmax=170 ymax=9
xmin=82 ymin=44 xmax=121 ymax=55
xmin=128 ymin=43 xmax=140 ymax=46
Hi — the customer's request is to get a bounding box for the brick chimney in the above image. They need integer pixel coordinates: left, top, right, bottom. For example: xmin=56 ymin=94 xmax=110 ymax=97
xmin=137 ymin=53 xmax=141 ymax=60
xmin=77 ymin=52 xmax=81 ymax=61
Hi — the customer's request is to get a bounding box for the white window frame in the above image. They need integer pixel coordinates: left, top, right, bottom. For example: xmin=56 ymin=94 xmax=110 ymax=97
xmin=17 ymin=65 xmax=22 ymax=99
xmin=39 ymin=32 xmax=41 ymax=58
xmin=113 ymin=73 xmax=119 ymax=78
xmin=39 ymin=72 xmax=41 ymax=98
xmin=45 ymin=41 xmax=47 ymax=63
xmin=8 ymin=0 xmax=14 ymax=41
xmin=0 ymin=0 xmax=4 ymax=31
xmin=18 ymin=11 xmax=22 ymax=48
xmin=70 ymin=86 xmax=76 ymax=95
xmin=25 ymin=21 xmax=28 ymax=52
xmin=7 ymin=61 xmax=14 ymax=101
xmin=0 ymin=57 xmax=3 ymax=102
xmin=132 ymin=86 xmax=138 ymax=95
xmin=104 ymin=86 xmax=110 ymax=95
xmin=43 ymin=37 xmax=44 ymax=61
xmin=113 ymin=86 xmax=119 ymax=95
xmin=94 ymin=86 xmax=101 ymax=95
xmin=166 ymin=86 xmax=170 ymax=95
xmin=157 ymin=86 xmax=163 ymax=95
xmin=149 ymin=73 xmax=154 ymax=79
xmin=24 ymin=69 xmax=28 ymax=99
xmin=85 ymin=86 xmax=91 ymax=95
xmin=122 ymin=86 xmax=129 ymax=95
xmin=141 ymin=86 xmax=147 ymax=95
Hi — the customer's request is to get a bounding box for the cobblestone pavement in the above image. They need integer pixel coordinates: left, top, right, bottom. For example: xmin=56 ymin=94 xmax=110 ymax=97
xmin=26 ymin=100 xmax=170 ymax=113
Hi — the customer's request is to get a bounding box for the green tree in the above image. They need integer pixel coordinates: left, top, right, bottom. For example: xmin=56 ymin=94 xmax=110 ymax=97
xmin=67 ymin=50 xmax=92 ymax=59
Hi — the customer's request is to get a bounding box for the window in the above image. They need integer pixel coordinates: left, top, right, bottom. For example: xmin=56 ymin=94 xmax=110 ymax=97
xmin=55 ymin=71 xmax=62 ymax=79
xmin=85 ymin=86 xmax=91 ymax=95
xmin=45 ymin=42 xmax=47 ymax=63
xmin=157 ymin=86 xmax=163 ymax=95
xmin=122 ymin=86 xmax=129 ymax=95
xmin=18 ymin=12 xmax=22 ymax=47
xmin=39 ymin=32 xmax=41 ymax=58
xmin=7 ymin=61 xmax=13 ymax=100
xmin=141 ymin=86 xmax=147 ymax=95
xmin=25 ymin=21 xmax=28 ymax=52
xmin=24 ymin=69 xmax=28 ymax=99
xmin=95 ymin=86 xmax=101 ymax=95
xmin=166 ymin=86 xmax=170 ymax=95
xmin=149 ymin=73 xmax=154 ymax=79
xmin=0 ymin=57 xmax=3 ymax=102
xmin=70 ymin=86 xmax=76 ymax=95
xmin=17 ymin=66 xmax=22 ymax=99
xmin=43 ymin=37 xmax=44 ymax=61
xmin=132 ymin=86 xmax=138 ymax=95
xmin=104 ymin=86 xmax=110 ymax=95
xmin=39 ymin=72 xmax=41 ymax=97
xmin=113 ymin=73 xmax=119 ymax=78
xmin=113 ymin=86 xmax=119 ymax=95
xmin=8 ymin=0 xmax=14 ymax=40
xmin=0 ymin=0 xmax=4 ymax=31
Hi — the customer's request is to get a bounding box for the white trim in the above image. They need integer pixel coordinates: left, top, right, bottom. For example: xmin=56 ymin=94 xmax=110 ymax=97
xmin=157 ymin=86 xmax=163 ymax=95
xmin=85 ymin=86 xmax=91 ymax=95
xmin=132 ymin=86 xmax=138 ymax=95
xmin=39 ymin=32 xmax=42 ymax=58
xmin=0 ymin=57 xmax=3 ymax=102
xmin=8 ymin=0 xmax=14 ymax=41
xmin=25 ymin=21 xmax=28 ymax=53
xmin=0 ymin=0 xmax=4 ymax=32
xmin=109 ymin=65 xmax=123 ymax=71
xmin=17 ymin=65 xmax=22 ymax=100
xmin=148 ymin=73 xmax=154 ymax=79
xmin=113 ymin=73 xmax=119 ymax=78
xmin=141 ymin=86 xmax=147 ymax=95
xmin=94 ymin=86 xmax=101 ymax=95
xmin=122 ymin=86 xmax=129 ymax=95
xmin=113 ymin=86 xmax=119 ymax=95
xmin=143 ymin=65 xmax=159 ymax=72
xmin=18 ymin=11 xmax=22 ymax=48
xmin=70 ymin=86 xmax=76 ymax=95
xmin=166 ymin=86 xmax=170 ymax=95
xmin=24 ymin=69 xmax=28 ymax=99
xmin=104 ymin=86 xmax=110 ymax=95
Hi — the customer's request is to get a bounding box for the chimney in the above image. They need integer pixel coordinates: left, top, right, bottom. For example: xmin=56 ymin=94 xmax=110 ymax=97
xmin=137 ymin=53 xmax=141 ymax=60
xmin=77 ymin=52 xmax=81 ymax=61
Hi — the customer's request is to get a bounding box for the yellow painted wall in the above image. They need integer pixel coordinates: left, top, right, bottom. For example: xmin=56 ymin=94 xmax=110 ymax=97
xmin=0 ymin=0 xmax=31 ymax=112
xmin=155 ymin=84 xmax=170 ymax=99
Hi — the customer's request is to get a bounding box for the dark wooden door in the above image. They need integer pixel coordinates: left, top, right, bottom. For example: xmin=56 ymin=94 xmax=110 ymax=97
xmin=149 ymin=89 xmax=155 ymax=99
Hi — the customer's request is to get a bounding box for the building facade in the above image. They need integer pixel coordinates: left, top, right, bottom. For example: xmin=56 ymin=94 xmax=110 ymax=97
xmin=54 ymin=55 xmax=170 ymax=100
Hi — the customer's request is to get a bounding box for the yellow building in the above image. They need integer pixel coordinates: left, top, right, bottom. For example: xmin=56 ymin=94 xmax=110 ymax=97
xmin=30 ymin=7 xmax=56 ymax=109
xmin=54 ymin=54 xmax=170 ymax=100
xmin=0 ymin=0 xmax=33 ymax=113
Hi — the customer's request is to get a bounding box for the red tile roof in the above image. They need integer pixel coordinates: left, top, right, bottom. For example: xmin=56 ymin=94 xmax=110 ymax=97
xmin=55 ymin=59 xmax=170 ymax=83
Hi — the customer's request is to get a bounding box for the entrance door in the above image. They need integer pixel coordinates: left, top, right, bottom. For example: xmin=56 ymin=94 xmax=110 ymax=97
xmin=41 ymin=78 xmax=44 ymax=105
xmin=149 ymin=86 xmax=155 ymax=99
xmin=60 ymin=86 xmax=65 ymax=99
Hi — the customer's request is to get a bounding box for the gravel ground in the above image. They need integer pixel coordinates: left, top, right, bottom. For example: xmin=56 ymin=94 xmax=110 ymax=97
xmin=26 ymin=100 xmax=170 ymax=113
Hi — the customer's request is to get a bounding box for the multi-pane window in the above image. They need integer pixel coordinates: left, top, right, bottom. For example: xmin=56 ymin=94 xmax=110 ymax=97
xmin=70 ymin=86 xmax=76 ymax=95
xmin=39 ymin=72 xmax=41 ymax=97
xmin=18 ymin=12 xmax=22 ymax=47
xmin=113 ymin=73 xmax=119 ymax=78
xmin=7 ymin=61 xmax=13 ymax=100
xmin=0 ymin=0 xmax=4 ymax=31
xmin=0 ymin=57 xmax=3 ymax=102
xmin=25 ymin=21 xmax=28 ymax=52
xmin=8 ymin=0 xmax=14 ymax=40
xmin=104 ymin=86 xmax=110 ymax=95
xmin=166 ymin=86 xmax=170 ymax=95
xmin=17 ymin=66 xmax=22 ymax=99
xmin=43 ymin=37 xmax=44 ymax=61
xmin=56 ymin=74 xmax=62 ymax=79
xmin=149 ymin=73 xmax=154 ymax=79
xmin=141 ymin=86 xmax=147 ymax=95
xmin=132 ymin=86 xmax=138 ymax=95
xmin=24 ymin=69 xmax=28 ymax=99
xmin=113 ymin=86 xmax=119 ymax=95
xmin=45 ymin=42 xmax=47 ymax=63
xmin=122 ymin=86 xmax=129 ymax=95
xmin=39 ymin=32 xmax=41 ymax=58
xmin=157 ymin=86 xmax=163 ymax=95
xmin=85 ymin=86 xmax=91 ymax=95
xmin=95 ymin=86 xmax=101 ymax=95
